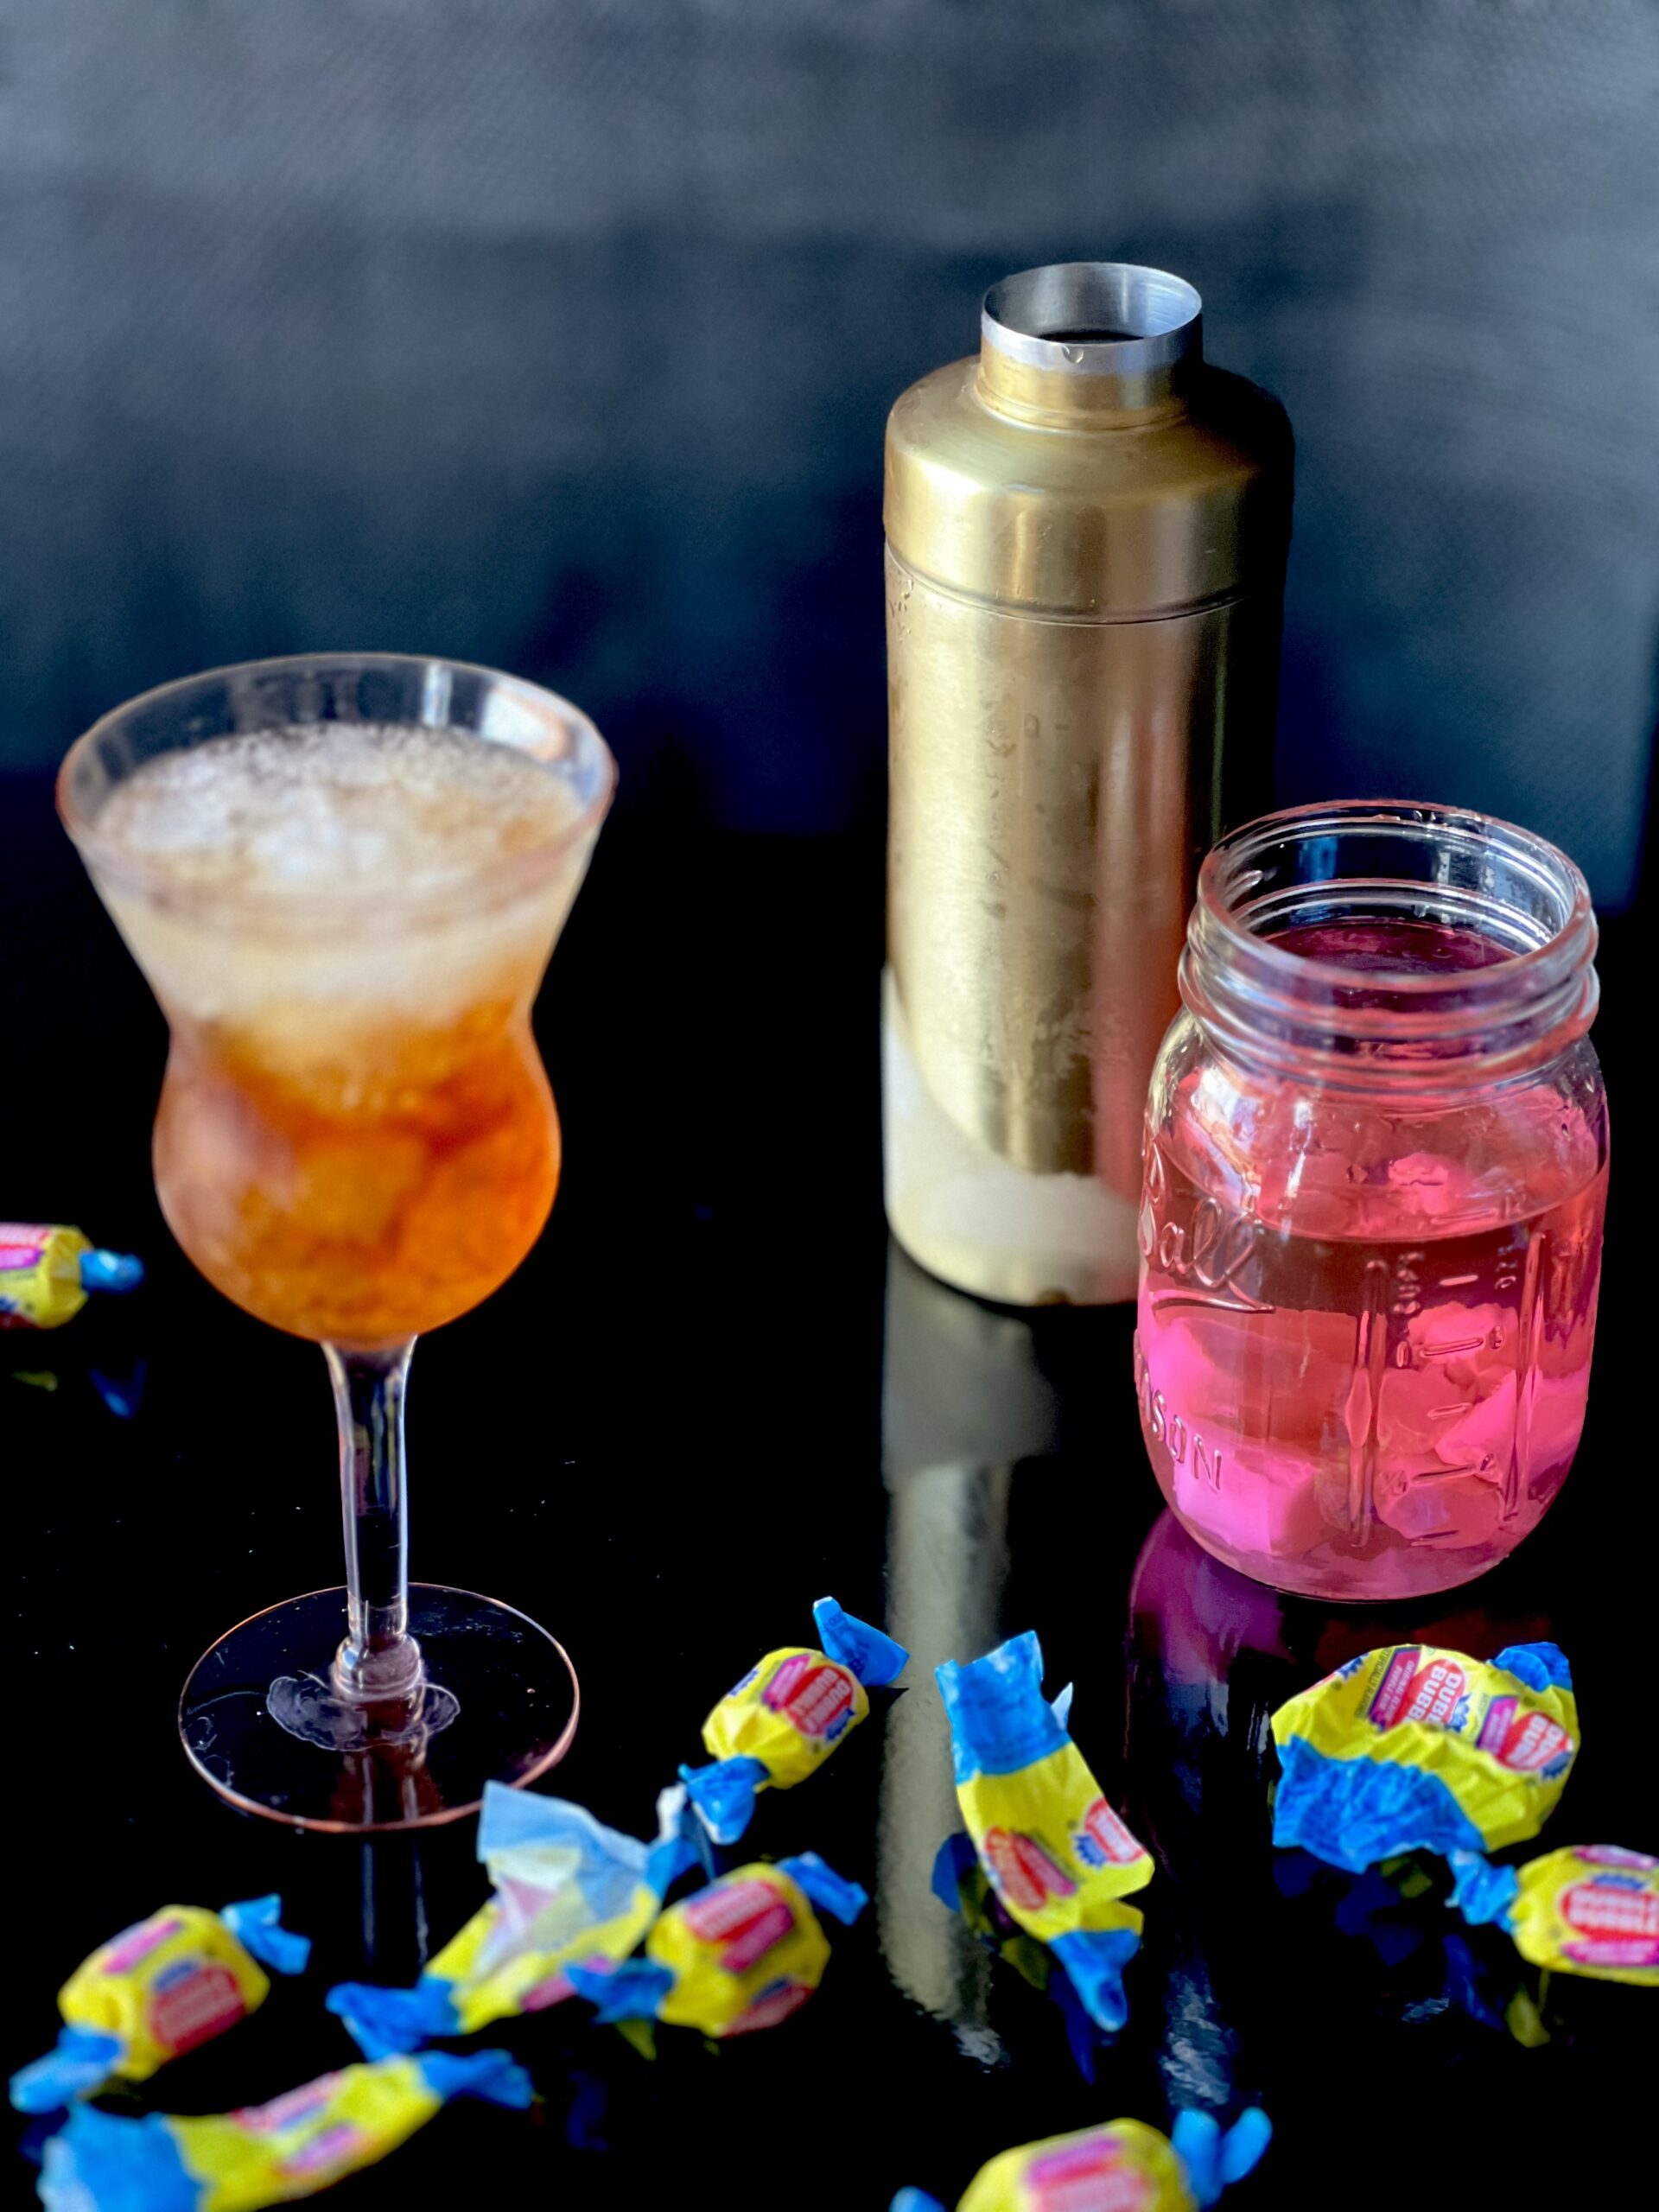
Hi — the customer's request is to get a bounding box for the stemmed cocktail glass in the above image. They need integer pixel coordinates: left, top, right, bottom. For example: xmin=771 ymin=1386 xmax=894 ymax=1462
xmin=60 ymin=655 xmax=613 ymax=1829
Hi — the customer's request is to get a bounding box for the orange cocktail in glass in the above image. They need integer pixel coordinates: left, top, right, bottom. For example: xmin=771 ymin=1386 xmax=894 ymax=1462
xmin=60 ymin=658 xmax=613 ymax=1829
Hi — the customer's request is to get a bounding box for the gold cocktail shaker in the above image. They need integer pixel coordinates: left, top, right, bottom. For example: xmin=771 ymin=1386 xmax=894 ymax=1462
xmin=884 ymin=262 xmax=1293 ymax=1306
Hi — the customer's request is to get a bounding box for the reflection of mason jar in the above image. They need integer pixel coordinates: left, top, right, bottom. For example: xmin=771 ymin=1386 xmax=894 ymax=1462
xmin=1135 ymin=802 xmax=1608 ymax=1603
xmin=1125 ymin=1509 xmax=1560 ymax=2097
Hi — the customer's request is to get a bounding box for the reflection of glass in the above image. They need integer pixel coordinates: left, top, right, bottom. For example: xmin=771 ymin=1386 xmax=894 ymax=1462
xmin=1136 ymin=803 xmax=1607 ymax=1602
xmin=60 ymin=656 xmax=613 ymax=1829
xmin=1126 ymin=1508 xmax=1560 ymax=1913
xmin=877 ymin=1242 xmax=1039 ymax=2050
xmin=1126 ymin=1509 xmax=1557 ymax=1799
xmin=1125 ymin=1509 xmax=1560 ymax=2080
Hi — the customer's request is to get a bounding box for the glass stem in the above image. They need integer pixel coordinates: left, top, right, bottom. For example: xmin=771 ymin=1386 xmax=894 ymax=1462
xmin=327 ymin=1339 xmax=423 ymax=1702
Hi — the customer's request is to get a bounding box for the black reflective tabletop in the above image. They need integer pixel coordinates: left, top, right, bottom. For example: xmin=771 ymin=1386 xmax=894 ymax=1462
xmin=3 ymin=780 xmax=1650 ymax=2210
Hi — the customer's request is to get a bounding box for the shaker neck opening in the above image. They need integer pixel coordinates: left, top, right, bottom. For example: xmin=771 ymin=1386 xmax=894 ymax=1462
xmin=1180 ymin=800 xmax=1600 ymax=1086
xmin=978 ymin=262 xmax=1203 ymax=418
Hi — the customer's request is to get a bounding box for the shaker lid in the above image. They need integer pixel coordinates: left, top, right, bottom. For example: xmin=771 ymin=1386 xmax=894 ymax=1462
xmin=981 ymin=262 xmax=1204 ymax=393
xmin=885 ymin=260 xmax=1292 ymax=620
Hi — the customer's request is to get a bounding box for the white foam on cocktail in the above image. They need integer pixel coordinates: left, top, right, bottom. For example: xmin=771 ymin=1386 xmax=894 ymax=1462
xmin=96 ymin=723 xmax=586 ymax=896
xmin=87 ymin=724 xmax=597 ymax=1044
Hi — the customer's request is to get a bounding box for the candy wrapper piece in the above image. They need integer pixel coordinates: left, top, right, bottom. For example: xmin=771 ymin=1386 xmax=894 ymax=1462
xmin=1450 ymin=1844 xmax=1659 ymax=1986
xmin=679 ymin=1596 xmax=907 ymax=1844
xmin=567 ymin=1851 xmax=867 ymax=2038
xmin=36 ymin=2049 xmax=531 ymax=2212
xmin=1270 ymin=1641 xmax=1579 ymax=1872
xmin=0 ymin=1225 xmax=143 ymax=1331
xmin=892 ymin=2109 xmax=1272 ymax=2212
xmin=937 ymin=1631 xmax=1153 ymax=2033
xmin=328 ymin=1784 xmax=698 ymax=2057
xmin=11 ymin=1897 xmax=310 ymax=2113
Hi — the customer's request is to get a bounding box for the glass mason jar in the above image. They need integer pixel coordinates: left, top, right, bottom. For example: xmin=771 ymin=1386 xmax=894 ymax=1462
xmin=1135 ymin=801 xmax=1609 ymax=1600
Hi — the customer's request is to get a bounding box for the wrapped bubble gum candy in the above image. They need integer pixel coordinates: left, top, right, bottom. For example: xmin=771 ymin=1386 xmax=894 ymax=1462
xmin=679 ymin=1596 xmax=908 ymax=1844
xmin=0 ymin=1224 xmax=143 ymax=1330
xmin=11 ymin=1898 xmax=309 ymax=2113
xmin=567 ymin=1851 xmax=867 ymax=2037
xmin=937 ymin=1632 xmax=1153 ymax=2032
xmin=893 ymin=2108 xmax=1273 ymax=2212
xmin=1450 ymin=1844 xmax=1659 ymax=1986
xmin=327 ymin=1783 xmax=697 ymax=2057
xmin=36 ymin=2050 xmax=531 ymax=2212
xmin=1270 ymin=1641 xmax=1579 ymax=1872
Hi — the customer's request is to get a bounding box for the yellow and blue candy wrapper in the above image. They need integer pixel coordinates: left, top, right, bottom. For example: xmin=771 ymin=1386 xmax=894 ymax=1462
xmin=1270 ymin=1641 xmax=1579 ymax=1872
xmin=679 ymin=1595 xmax=907 ymax=1844
xmin=567 ymin=1851 xmax=867 ymax=2037
xmin=1450 ymin=1844 xmax=1659 ymax=1986
xmin=0 ymin=1224 xmax=143 ymax=1331
xmin=35 ymin=2048 xmax=531 ymax=2212
xmin=937 ymin=1632 xmax=1154 ymax=2034
xmin=327 ymin=1783 xmax=698 ymax=2057
xmin=891 ymin=2108 xmax=1273 ymax=2212
xmin=11 ymin=1898 xmax=309 ymax=2113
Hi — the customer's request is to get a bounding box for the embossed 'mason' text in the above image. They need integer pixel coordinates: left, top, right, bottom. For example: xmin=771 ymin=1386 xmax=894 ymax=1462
xmin=1134 ymin=1336 xmax=1224 ymax=1491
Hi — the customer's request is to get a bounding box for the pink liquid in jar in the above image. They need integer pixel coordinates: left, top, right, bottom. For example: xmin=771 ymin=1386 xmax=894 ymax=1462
xmin=1136 ymin=913 xmax=1608 ymax=1600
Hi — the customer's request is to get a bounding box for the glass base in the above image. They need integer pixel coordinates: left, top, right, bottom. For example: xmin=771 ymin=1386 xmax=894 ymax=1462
xmin=1162 ymin=1498 xmax=1512 ymax=1603
xmin=179 ymin=1584 xmax=579 ymax=1831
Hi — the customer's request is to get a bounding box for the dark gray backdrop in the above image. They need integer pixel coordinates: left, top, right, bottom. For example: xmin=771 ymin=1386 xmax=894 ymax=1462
xmin=2 ymin=1 xmax=1655 ymax=901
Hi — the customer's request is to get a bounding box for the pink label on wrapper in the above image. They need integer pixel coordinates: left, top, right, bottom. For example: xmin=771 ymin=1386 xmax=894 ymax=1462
xmin=101 ymin=1917 xmax=187 ymax=1974
xmin=1496 ymin=1709 xmax=1572 ymax=1771
xmin=1560 ymin=1879 xmax=1659 ymax=1966
xmin=1370 ymin=1651 xmax=1465 ymax=1731
xmin=761 ymin=1654 xmax=855 ymax=1738
xmin=1077 ymin=1799 xmax=1145 ymax=1868
xmin=0 ymin=1235 xmax=50 ymax=1270
xmin=983 ymin=1829 xmax=1077 ymax=1912
xmin=683 ymin=1878 xmax=794 ymax=1973
xmin=1027 ymin=2138 xmax=1154 ymax=2212
xmin=1562 ymin=1940 xmax=1659 ymax=1969
xmin=723 ymin=1978 xmax=813 ymax=2035
xmin=235 ymin=2082 xmax=335 ymax=2133
xmin=149 ymin=1962 xmax=248 ymax=2054
xmin=1477 ymin=1695 xmax=1515 ymax=1753
xmin=275 ymin=2122 xmax=362 ymax=2179
xmin=714 ymin=1900 xmax=794 ymax=1974
xmin=519 ymin=1969 xmax=576 ymax=2012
